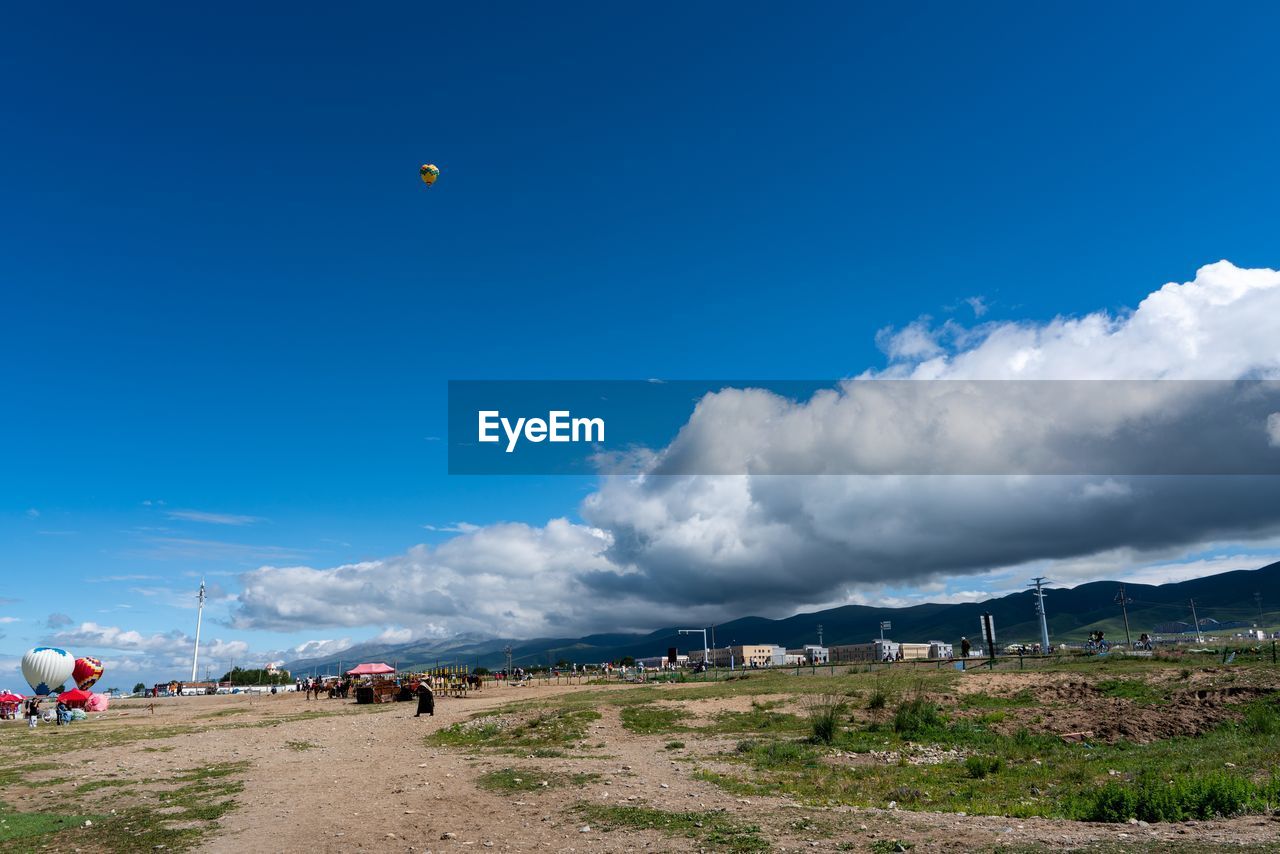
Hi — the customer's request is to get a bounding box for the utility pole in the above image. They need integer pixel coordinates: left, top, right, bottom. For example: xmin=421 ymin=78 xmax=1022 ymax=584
xmin=1255 ymin=592 xmax=1265 ymax=628
xmin=504 ymin=645 xmax=513 ymax=676
xmin=190 ymin=578 xmax=206 ymax=683
xmin=1115 ymin=584 xmax=1133 ymax=649
xmin=1190 ymin=598 xmax=1204 ymax=644
xmin=1028 ymin=577 xmax=1051 ymax=653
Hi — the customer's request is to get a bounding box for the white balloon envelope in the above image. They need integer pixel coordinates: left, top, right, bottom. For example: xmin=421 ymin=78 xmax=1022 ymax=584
xmin=22 ymin=647 xmax=76 ymax=696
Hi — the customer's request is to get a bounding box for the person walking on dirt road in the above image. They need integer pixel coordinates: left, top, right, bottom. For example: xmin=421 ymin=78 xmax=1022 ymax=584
xmin=415 ymin=678 xmax=435 ymax=717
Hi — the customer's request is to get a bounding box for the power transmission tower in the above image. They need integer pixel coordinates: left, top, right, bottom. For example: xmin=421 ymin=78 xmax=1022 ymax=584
xmin=1189 ymin=599 xmax=1204 ymax=644
xmin=1115 ymin=584 xmax=1133 ymax=648
xmin=1028 ymin=577 xmax=1051 ymax=653
xmin=1255 ymin=592 xmax=1265 ymax=628
xmin=817 ymin=624 xmax=824 ymax=647
xmin=504 ymin=645 xmax=513 ymax=676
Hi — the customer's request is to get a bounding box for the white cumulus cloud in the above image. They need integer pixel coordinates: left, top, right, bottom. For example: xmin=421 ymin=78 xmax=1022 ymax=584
xmin=230 ymin=262 xmax=1280 ymax=637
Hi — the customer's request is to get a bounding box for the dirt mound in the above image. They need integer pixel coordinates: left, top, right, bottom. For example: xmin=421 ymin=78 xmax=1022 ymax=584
xmin=992 ymin=682 xmax=1270 ymax=743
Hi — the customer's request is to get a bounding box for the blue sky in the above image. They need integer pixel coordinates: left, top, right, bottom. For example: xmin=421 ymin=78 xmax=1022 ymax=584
xmin=4 ymin=4 xmax=1280 ymax=686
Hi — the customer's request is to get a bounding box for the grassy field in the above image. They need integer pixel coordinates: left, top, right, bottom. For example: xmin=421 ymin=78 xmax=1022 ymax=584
xmin=432 ymin=658 xmax=1280 ymax=830
xmin=3 ymin=657 xmax=1279 ymax=851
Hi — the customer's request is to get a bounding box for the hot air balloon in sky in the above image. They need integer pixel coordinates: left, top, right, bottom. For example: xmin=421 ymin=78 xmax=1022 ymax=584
xmin=22 ymin=647 xmax=75 ymax=696
xmin=420 ymin=163 xmax=440 ymax=186
xmin=73 ymin=656 xmax=105 ymax=691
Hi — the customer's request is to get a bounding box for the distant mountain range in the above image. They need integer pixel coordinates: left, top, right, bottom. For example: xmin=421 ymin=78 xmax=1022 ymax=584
xmin=282 ymin=560 xmax=1280 ymax=675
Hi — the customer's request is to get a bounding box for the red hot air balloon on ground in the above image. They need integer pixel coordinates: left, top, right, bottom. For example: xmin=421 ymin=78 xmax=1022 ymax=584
xmin=73 ymin=657 xmax=104 ymax=691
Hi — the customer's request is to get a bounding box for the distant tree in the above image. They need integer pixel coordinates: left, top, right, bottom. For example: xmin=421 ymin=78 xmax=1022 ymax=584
xmin=619 ymin=656 xmax=635 ymax=667
xmin=220 ymin=666 xmax=291 ymax=685
xmin=132 ymin=682 xmax=146 ymax=694
xmin=473 ymin=667 xmax=490 ymax=676
xmin=555 ymin=658 xmax=571 ymax=669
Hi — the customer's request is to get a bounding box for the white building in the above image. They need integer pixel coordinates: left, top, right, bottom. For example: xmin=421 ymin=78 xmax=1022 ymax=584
xmin=928 ymin=641 xmax=953 ymax=659
xmin=804 ymin=644 xmax=830 ymax=664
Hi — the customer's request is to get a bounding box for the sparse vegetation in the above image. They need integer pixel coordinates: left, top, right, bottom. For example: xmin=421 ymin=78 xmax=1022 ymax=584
xmin=427 ymin=707 xmax=602 ymax=753
xmin=805 ymin=694 xmax=847 ymax=744
xmin=892 ymin=695 xmax=944 ymax=736
xmin=477 ymin=767 xmax=600 ymax=791
xmin=964 ymin=755 xmax=1003 ymax=778
xmin=620 ymin=704 xmax=688 ymax=734
xmin=573 ymin=803 xmax=769 ymax=852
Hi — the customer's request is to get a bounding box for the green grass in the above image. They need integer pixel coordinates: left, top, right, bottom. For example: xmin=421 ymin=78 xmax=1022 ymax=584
xmin=285 ymin=739 xmax=319 ymax=751
xmin=1096 ymin=678 xmax=1164 ymax=704
xmin=706 ymin=701 xmax=805 ymax=735
xmin=427 ymin=707 xmax=602 ymax=753
xmin=573 ymin=803 xmax=769 ymax=852
xmin=892 ymin=696 xmax=944 ymax=737
xmin=1242 ymin=697 xmax=1280 ymax=735
xmin=0 ymin=802 xmax=97 ymax=846
xmin=476 ymin=767 xmax=600 ymax=791
xmin=736 ymin=738 xmax=820 ymax=770
xmin=0 ymin=761 xmax=249 ymax=852
xmin=664 ymin=740 xmax=686 ymax=750
xmin=0 ymin=762 xmax=61 ymax=787
xmin=958 ymin=690 xmax=1034 ymax=709
xmin=870 ymin=841 xmax=914 ymax=854
xmin=0 ymin=724 xmax=197 ymax=760
xmin=805 ymin=694 xmax=847 ymax=744
xmin=964 ymin=755 xmax=1003 ymax=779
xmin=697 ymin=693 xmax=1280 ymax=823
xmin=1072 ymin=770 xmax=1280 ymax=822
xmin=620 ymin=704 xmax=688 ymax=734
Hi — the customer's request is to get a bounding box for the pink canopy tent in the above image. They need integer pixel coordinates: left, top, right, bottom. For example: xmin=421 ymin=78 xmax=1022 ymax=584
xmin=346 ymin=662 xmax=395 ymax=676
xmin=0 ymin=692 xmax=22 ymax=720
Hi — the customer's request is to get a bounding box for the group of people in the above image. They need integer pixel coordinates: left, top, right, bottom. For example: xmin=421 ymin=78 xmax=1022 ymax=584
xmin=21 ymin=696 xmax=77 ymax=728
xmin=296 ymin=677 xmax=352 ymax=699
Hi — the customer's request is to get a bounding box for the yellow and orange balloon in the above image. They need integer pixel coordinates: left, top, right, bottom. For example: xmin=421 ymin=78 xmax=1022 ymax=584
xmin=419 ymin=164 xmax=440 ymax=187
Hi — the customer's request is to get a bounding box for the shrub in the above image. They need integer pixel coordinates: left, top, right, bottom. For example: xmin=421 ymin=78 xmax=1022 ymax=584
xmin=1243 ymin=700 xmax=1280 ymax=736
xmin=1076 ymin=772 xmax=1260 ymax=823
xmin=806 ymin=694 xmax=847 ymax=744
xmin=736 ymin=739 xmax=817 ymax=769
xmin=893 ymin=697 xmax=943 ymax=737
xmin=867 ymin=689 xmax=889 ymax=711
xmin=964 ymin=755 xmax=1003 ymax=779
